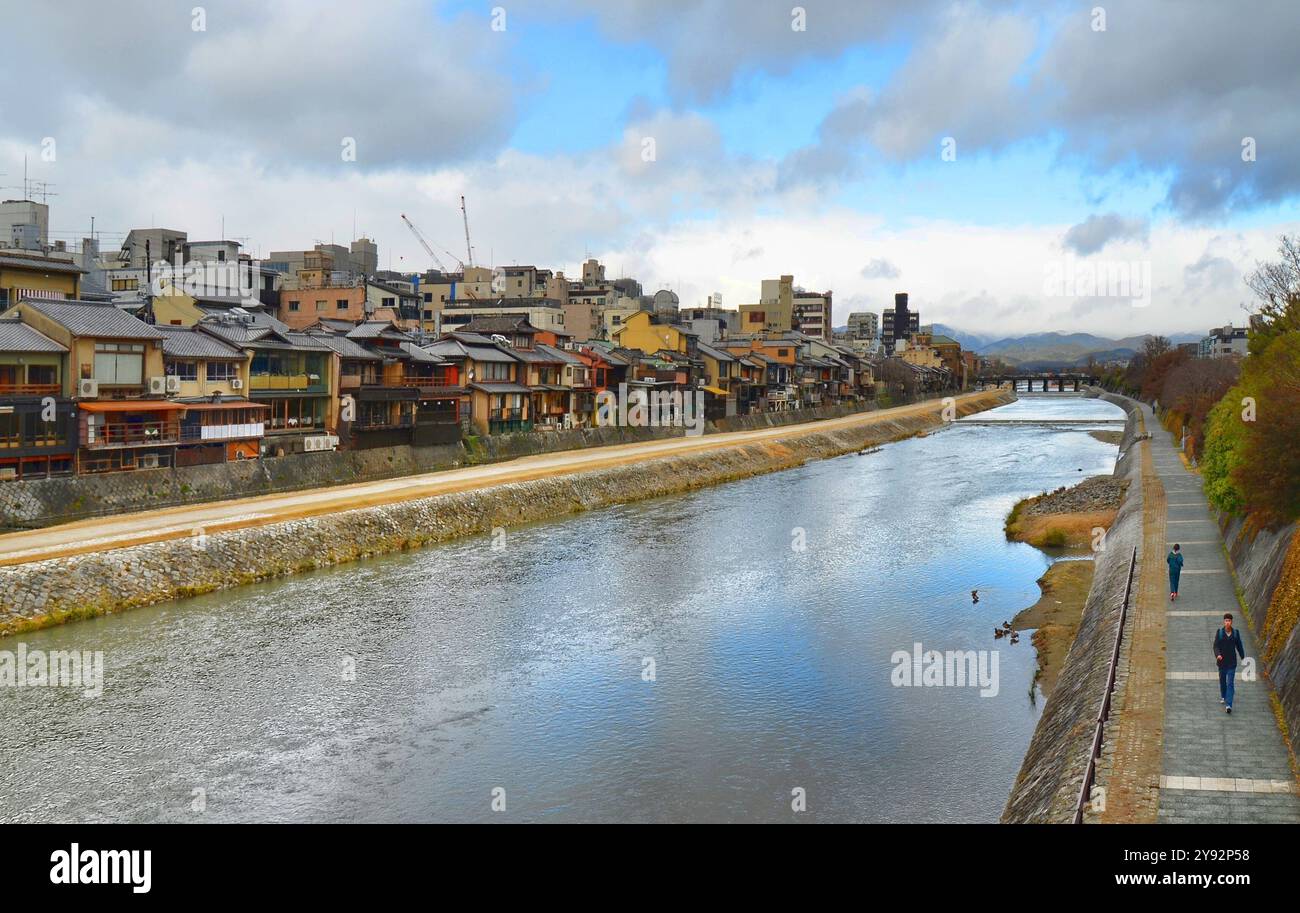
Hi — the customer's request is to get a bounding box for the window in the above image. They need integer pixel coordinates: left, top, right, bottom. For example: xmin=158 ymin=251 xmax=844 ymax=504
xmin=111 ymin=278 xmax=140 ymax=292
xmin=288 ymin=299 xmax=300 ymax=312
xmin=337 ymin=299 xmax=349 ymax=311
xmin=423 ymin=293 xmax=433 ymax=302
xmin=167 ymin=360 xmax=198 ymax=381
xmin=481 ymin=362 xmax=511 ymax=381
xmin=206 ymin=361 xmax=237 ymax=382
xmin=93 ymin=343 xmax=144 ymax=385
xmin=27 ymin=364 xmax=56 ymax=386
xmin=382 ymin=296 xmax=396 ymax=308
xmin=217 ymin=250 xmax=226 ymax=262
xmin=315 ymin=300 xmax=327 ymax=312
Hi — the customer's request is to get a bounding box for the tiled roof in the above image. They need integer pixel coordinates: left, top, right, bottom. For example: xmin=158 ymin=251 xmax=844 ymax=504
xmin=0 ymin=254 xmax=85 ymax=274
xmin=156 ymin=325 xmax=245 ymax=359
xmin=534 ymin=343 xmax=584 ymax=365
xmin=305 ymin=331 xmax=382 ymax=361
xmin=15 ymin=298 xmax=164 ymax=339
xmin=0 ymin=317 xmax=67 ymax=353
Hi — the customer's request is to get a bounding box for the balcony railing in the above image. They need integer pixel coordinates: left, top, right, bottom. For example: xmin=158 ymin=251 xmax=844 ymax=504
xmin=0 ymin=383 xmax=60 ymax=396
xmin=249 ymin=374 xmax=324 ymax=391
xmin=87 ymin=421 xmax=181 ymax=448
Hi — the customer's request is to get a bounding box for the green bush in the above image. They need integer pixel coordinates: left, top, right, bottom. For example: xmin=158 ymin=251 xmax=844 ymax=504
xmin=1201 ymin=383 xmax=1248 ymax=515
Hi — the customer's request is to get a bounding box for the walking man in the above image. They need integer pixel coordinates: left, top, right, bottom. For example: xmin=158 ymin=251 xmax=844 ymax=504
xmin=1167 ymin=543 xmax=1184 ymax=601
xmin=1214 ymin=613 xmax=1246 ymax=714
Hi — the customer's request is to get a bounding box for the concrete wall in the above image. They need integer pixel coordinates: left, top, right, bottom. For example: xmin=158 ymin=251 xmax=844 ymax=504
xmin=0 ymin=396 xmax=929 ymax=530
xmin=0 ymin=389 xmax=1014 ymax=634
xmin=1002 ymin=390 xmax=1146 ymax=823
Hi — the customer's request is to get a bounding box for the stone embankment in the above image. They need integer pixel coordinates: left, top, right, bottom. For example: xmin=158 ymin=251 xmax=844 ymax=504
xmin=1003 ymin=390 xmax=1145 ymax=823
xmin=1223 ymin=510 xmax=1300 ymax=758
xmin=0 ymin=399 xmax=910 ymax=531
xmin=0 ymin=390 xmax=1013 ymax=635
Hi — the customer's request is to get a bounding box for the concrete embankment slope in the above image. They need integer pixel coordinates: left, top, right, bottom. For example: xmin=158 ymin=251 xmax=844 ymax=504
xmin=1002 ymin=391 xmax=1147 ymax=823
xmin=0 ymin=389 xmax=1013 ymax=634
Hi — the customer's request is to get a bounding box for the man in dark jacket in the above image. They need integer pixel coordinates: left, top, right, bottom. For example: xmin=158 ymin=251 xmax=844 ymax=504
xmin=1214 ymin=613 xmax=1246 ymax=713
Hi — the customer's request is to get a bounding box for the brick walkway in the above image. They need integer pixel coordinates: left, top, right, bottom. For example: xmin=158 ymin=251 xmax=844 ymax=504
xmin=1095 ymin=409 xmax=1166 ymax=823
xmin=1146 ymin=405 xmax=1300 ymax=823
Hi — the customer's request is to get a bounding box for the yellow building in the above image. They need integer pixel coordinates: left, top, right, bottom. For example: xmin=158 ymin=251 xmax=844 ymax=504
xmin=0 ymin=251 xmax=82 ymax=307
xmin=610 ymin=309 xmax=689 ymax=355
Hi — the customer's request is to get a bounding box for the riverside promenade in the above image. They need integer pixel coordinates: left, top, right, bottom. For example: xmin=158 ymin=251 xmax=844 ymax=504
xmin=1145 ymin=403 xmax=1300 ymax=823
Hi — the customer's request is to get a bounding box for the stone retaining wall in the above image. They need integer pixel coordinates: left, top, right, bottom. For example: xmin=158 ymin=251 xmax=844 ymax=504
xmin=0 ymin=397 xmax=927 ymax=530
xmin=1002 ymin=390 xmax=1145 ymax=822
xmin=0 ymin=390 xmax=1012 ymax=635
xmin=1223 ymin=515 xmax=1300 ymax=754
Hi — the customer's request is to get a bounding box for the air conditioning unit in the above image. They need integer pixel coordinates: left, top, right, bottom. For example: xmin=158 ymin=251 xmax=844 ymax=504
xmin=231 ymin=378 xmax=244 ymax=390
xmin=165 ymin=375 xmax=182 ymax=393
xmin=138 ymin=454 xmax=160 ymax=469
xmin=78 ymin=378 xmax=99 ymax=399
xmin=148 ymin=376 xmax=167 ymax=395
xmin=303 ymin=434 xmax=338 ymax=453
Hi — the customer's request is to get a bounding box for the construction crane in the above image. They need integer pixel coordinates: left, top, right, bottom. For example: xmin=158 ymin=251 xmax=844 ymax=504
xmin=460 ymin=195 xmax=474 ymax=268
xmin=400 ymin=213 xmax=456 ymax=273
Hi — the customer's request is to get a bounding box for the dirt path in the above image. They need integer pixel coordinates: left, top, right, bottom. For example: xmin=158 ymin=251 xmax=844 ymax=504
xmin=0 ymin=392 xmax=1000 ymax=568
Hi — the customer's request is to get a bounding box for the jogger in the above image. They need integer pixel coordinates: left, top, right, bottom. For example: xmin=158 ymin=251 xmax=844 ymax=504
xmin=1167 ymin=543 xmax=1183 ymax=601
xmin=1214 ymin=613 xmax=1246 ymax=713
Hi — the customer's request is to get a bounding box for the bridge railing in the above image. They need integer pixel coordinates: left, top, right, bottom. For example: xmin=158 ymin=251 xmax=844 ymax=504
xmin=1073 ymin=544 xmax=1139 ymax=824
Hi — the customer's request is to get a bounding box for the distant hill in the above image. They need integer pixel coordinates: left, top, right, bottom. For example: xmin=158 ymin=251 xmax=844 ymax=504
xmin=929 ymin=326 xmax=1202 ymax=367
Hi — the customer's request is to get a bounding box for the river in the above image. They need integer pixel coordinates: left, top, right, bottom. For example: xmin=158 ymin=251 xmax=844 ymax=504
xmin=0 ymin=394 xmax=1126 ymax=823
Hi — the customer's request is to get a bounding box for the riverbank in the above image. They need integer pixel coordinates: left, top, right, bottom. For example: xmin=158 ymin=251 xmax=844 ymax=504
xmin=0 ymin=389 xmax=1014 ymax=635
xmin=1003 ymin=390 xmax=1146 ymax=823
xmin=1004 ymin=475 xmax=1127 ymax=549
xmin=1011 ymin=560 xmax=1096 ymax=698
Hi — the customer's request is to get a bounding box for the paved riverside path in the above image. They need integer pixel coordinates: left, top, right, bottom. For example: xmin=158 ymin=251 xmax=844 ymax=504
xmin=1144 ymin=404 xmax=1300 ymax=823
xmin=0 ymin=390 xmax=1001 ymax=568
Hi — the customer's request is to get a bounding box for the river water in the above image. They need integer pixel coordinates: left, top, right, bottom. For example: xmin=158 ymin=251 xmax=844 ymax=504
xmin=0 ymin=395 xmax=1126 ymax=823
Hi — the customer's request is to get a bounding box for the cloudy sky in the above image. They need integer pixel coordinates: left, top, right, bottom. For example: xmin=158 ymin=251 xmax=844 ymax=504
xmin=3 ymin=0 xmax=1298 ymax=336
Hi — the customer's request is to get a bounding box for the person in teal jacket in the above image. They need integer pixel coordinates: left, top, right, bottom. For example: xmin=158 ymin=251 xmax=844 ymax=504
xmin=1167 ymin=543 xmax=1184 ymax=601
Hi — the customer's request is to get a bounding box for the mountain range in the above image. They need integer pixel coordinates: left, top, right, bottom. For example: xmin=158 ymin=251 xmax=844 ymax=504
xmin=926 ymin=326 xmax=1203 ymax=368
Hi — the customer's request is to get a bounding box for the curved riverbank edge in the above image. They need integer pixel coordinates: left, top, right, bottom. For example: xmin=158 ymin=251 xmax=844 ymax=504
xmin=1002 ymin=389 xmax=1146 ymax=823
xmin=0 ymin=390 xmax=1015 ymax=636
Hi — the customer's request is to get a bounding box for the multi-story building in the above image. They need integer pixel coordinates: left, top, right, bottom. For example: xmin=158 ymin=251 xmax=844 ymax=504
xmin=0 ymin=249 xmax=83 ymax=308
xmin=1198 ymin=324 xmax=1248 ymax=358
xmin=738 ymin=274 xmax=794 ymax=334
xmin=0 ymin=199 xmax=50 ymax=251
xmin=196 ymin=313 xmax=337 ymax=455
xmin=425 ymin=330 xmax=530 ymax=435
xmin=157 ymin=326 xmax=266 ymax=465
xmin=2 ymin=297 xmax=184 ymax=473
xmin=0 ymin=317 xmax=76 ymax=479
xmin=438 ymin=297 xmax=568 ymax=336
xmin=847 ymin=311 xmax=879 ymax=340
xmin=792 ymin=289 xmax=833 ymax=341
xmin=882 ymin=292 xmax=919 ymax=354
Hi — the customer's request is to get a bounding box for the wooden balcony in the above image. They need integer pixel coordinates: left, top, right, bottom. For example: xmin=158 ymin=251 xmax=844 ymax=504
xmin=0 ymin=383 xmax=60 ymax=397
xmin=85 ymin=421 xmax=181 ymax=449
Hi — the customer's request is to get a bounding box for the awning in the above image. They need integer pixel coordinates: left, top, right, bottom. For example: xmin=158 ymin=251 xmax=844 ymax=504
xmin=76 ymin=400 xmax=188 ymax=413
xmin=701 ymin=385 xmax=730 ymax=396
